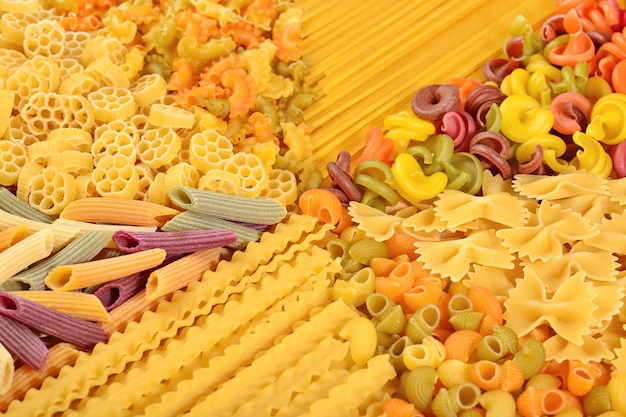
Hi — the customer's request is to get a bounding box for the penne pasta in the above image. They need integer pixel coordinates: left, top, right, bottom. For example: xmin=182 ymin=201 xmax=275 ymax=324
xmin=0 ymin=314 xmax=47 ymax=372
xmin=0 ymin=224 xmax=28 ymax=253
xmin=94 ymin=273 xmax=148 ymax=312
xmin=45 ymin=248 xmax=167 ymax=291
xmin=9 ymin=291 xmax=111 ymax=323
xmin=146 ymin=248 xmax=221 ymax=301
xmin=0 ymin=342 xmax=13 ymax=396
xmin=112 ymin=229 xmax=237 ymax=256
xmin=0 ymin=187 xmax=53 ymax=224
xmin=0 ymin=228 xmax=54 ymax=286
xmin=59 ymin=197 xmax=180 ymax=227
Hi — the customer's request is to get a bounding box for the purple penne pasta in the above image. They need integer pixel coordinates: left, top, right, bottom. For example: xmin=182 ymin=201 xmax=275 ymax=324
xmin=112 ymin=229 xmax=237 ymax=256
xmin=0 ymin=314 xmax=47 ymax=371
xmin=94 ymin=273 xmax=148 ymax=311
xmin=0 ymin=292 xmax=108 ymax=349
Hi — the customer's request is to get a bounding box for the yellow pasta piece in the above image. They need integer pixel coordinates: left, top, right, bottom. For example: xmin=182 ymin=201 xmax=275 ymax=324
xmin=133 ymin=163 xmax=154 ymax=201
xmin=349 ymin=202 xmax=406 ymax=242
xmin=75 ymin=175 xmax=97 ymax=200
xmin=90 ymin=154 xmax=138 ymax=199
xmin=16 ymin=161 xmax=43 ymax=202
xmin=11 ymin=291 xmax=111 ymax=322
xmin=0 ymin=89 xmax=15 ymax=136
xmin=0 ymin=342 xmax=13 ymax=395
xmin=146 ymin=248 xmax=221 ymax=301
xmin=164 ymin=162 xmax=199 ymax=190
xmin=22 ymin=20 xmax=65 ymax=59
xmin=45 ymin=248 xmax=167 ymax=291
xmin=149 ymin=103 xmax=195 ymax=129
xmin=27 ymin=139 xmax=75 ymax=165
xmin=260 ymin=168 xmax=299 ymax=206
xmin=0 ymin=228 xmax=53 ymax=285
xmin=338 ymin=316 xmax=378 ymax=366
xmin=146 ymin=172 xmax=168 ymax=205
xmin=87 ymin=86 xmax=136 ymax=123
xmin=119 ymin=47 xmax=145 ymax=81
xmin=0 ymin=14 xmax=41 ymax=47
xmin=21 ymin=92 xmax=95 ymax=134
xmin=0 ymin=140 xmax=26 ymax=186
xmin=85 ymin=57 xmax=130 ymax=89
xmin=0 ymin=0 xmax=38 ymax=13
xmin=129 ymin=73 xmax=167 ymax=107
xmin=91 ymin=128 xmax=137 ymax=164
xmin=47 ymin=128 xmax=93 ymax=152
xmin=137 ymin=127 xmax=181 ymax=169
xmin=82 ymin=35 xmax=126 ymax=66
xmin=5 ymin=67 xmax=49 ymax=109
xmin=46 ymin=151 xmax=93 ymax=176
xmin=22 ymin=55 xmax=60 ymax=92
xmin=223 ymin=152 xmax=269 ymax=198
xmin=0 ymin=224 xmax=28 ymax=252
xmin=197 ymin=169 xmax=244 ymax=195
xmin=59 ymin=197 xmax=180 ymax=227
xmin=28 ymin=166 xmax=77 ymax=216
xmin=4 ymin=113 xmax=44 ymax=146
xmin=62 ymin=30 xmax=92 ymax=63
xmin=188 ymin=129 xmax=233 ymax=173
xmin=58 ymin=72 xmax=99 ymax=96
xmin=56 ymin=57 xmax=84 ymax=82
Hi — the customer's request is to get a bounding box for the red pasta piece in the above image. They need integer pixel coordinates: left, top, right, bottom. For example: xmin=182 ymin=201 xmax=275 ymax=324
xmin=112 ymin=229 xmax=237 ymax=255
xmin=0 ymin=314 xmax=47 ymax=371
xmin=94 ymin=273 xmax=148 ymax=311
xmin=0 ymin=292 xmax=108 ymax=349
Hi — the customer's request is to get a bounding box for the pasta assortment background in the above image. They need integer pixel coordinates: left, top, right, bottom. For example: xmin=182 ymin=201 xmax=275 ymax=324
xmin=2 ymin=0 xmax=626 ymax=416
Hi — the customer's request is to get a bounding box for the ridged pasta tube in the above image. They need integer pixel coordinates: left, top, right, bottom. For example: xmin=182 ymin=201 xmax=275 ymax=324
xmin=167 ymin=186 xmax=288 ymax=225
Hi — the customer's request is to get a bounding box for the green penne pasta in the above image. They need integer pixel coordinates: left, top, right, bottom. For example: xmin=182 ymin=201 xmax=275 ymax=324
xmin=0 ymin=187 xmax=54 ymax=224
xmin=2 ymin=230 xmax=113 ymax=291
xmin=167 ymin=186 xmax=287 ymax=225
xmin=161 ymin=211 xmax=262 ymax=250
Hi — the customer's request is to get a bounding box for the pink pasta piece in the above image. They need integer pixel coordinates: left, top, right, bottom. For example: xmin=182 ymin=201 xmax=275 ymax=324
xmin=112 ymin=229 xmax=237 ymax=255
xmin=0 ymin=292 xmax=108 ymax=349
xmin=94 ymin=273 xmax=148 ymax=311
xmin=0 ymin=314 xmax=47 ymax=371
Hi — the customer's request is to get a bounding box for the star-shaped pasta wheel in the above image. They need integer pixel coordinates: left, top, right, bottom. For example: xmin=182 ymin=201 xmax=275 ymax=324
xmin=504 ymin=270 xmax=598 ymax=346
xmin=496 ymin=200 xmax=598 ymax=262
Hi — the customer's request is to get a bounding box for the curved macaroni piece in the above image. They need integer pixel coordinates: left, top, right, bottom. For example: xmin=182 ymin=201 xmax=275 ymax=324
xmin=137 ymin=127 xmax=182 ymax=170
xmin=22 ymin=20 xmax=65 ymax=59
xmin=28 ymin=166 xmax=77 ymax=215
xmin=338 ymin=316 xmax=377 ymax=366
xmin=91 ymin=154 xmax=139 ymax=199
xmin=437 ymin=359 xmax=473 ymax=389
xmin=87 ymin=86 xmax=136 ymax=123
xmin=0 ymin=140 xmax=27 ymax=186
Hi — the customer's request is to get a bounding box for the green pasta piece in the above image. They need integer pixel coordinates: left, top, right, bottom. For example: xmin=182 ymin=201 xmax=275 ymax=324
xmin=0 ymin=187 xmax=54 ymax=224
xmin=167 ymin=186 xmax=287 ymax=225
xmin=160 ymin=211 xmax=262 ymax=250
xmin=365 ymin=292 xmax=406 ymax=334
xmin=331 ymin=267 xmax=375 ymax=307
xmin=388 ymin=335 xmax=412 ymax=374
xmin=447 ymin=293 xmax=474 ymax=317
xmin=448 ymin=311 xmax=483 ymax=332
xmin=511 ymin=338 xmax=546 ymax=380
xmin=476 ymin=334 xmax=508 ymax=362
xmin=583 ymin=385 xmax=612 ymax=417
xmin=347 ymin=239 xmax=389 ymax=266
xmin=399 ymin=366 xmax=438 ymax=413
xmin=432 ymin=383 xmax=481 ymax=416
xmin=2 ymin=230 xmax=113 ymax=291
xmin=406 ymin=304 xmax=440 ymax=343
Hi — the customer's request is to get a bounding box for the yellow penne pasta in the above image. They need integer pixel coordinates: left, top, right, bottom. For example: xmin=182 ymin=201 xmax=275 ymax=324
xmin=45 ymin=248 xmax=167 ymax=291
xmin=145 ymin=248 xmax=221 ymax=301
xmin=59 ymin=197 xmax=180 ymax=227
xmin=0 ymin=224 xmax=28 ymax=252
xmin=10 ymin=291 xmax=111 ymax=323
xmin=0 ymin=228 xmax=53 ymax=285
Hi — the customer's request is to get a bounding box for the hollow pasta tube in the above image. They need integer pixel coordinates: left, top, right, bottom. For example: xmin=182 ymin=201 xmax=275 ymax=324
xmin=0 ymin=228 xmax=53 ymax=286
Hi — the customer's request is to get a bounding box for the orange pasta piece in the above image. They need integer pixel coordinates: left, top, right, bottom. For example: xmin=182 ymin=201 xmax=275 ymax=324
xmin=45 ymin=248 xmax=167 ymax=291
xmin=402 ymin=278 xmax=443 ymax=312
xmin=443 ymin=329 xmax=483 ymax=362
xmin=587 ymin=360 xmax=610 ymax=385
xmin=436 ymin=290 xmax=453 ymax=331
xmin=383 ymin=397 xmax=424 ymax=417
xmin=0 ymin=224 xmax=29 ymax=252
xmin=357 ymin=127 xmax=394 ymax=165
xmin=468 ymin=285 xmax=503 ymax=331
xmin=518 ymin=324 xmax=551 ymax=344
xmin=516 ymin=387 xmax=571 ymax=417
xmin=471 ymin=359 xmax=525 ymax=392
xmin=248 ymin=112 xmax=279 ymax=144
xmin=369 ymin=254 xmax=410 ymax=277
xmin=10 ymin=291 xmax=111 ymax=322
xmin=0 ymin=343 xmax=81 ymax=412
xmin=541 ymin=360 xmax=569 ymax=386
xmin=146 ymin=248 xmax=221 ymax=301
xmin=384 ymin=233 xmax=419 ymax=261
xmin=220 ymin=21 xmax=263 ymax=48
xmin=59 ymin=197 xmax=180 ymax=227
xmin=375 ymin=275 xmax=414 ymax=304
xmin=298 ymin=188 xmax=343 ymax=225
xmin=221 ymin=68 xmax=257 ymax=118
xmin=60 ymin=13 xmax=101 ymax=31
xmin=446 ymin=77 xmax=482 ymax=110
xmin=333 ymin=205 xmax=353 ymax=234
xmin=102 ymin=290 xmax=164 ymax=335
xmin=566 ymin=360 xmax=597 ymax=396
